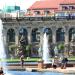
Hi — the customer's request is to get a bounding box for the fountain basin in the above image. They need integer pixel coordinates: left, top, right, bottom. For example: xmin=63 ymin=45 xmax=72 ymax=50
xmin=4 ymin=69 xmax=75 ymax=75
xmin=4 ymin=70 xmax=63 ymax=75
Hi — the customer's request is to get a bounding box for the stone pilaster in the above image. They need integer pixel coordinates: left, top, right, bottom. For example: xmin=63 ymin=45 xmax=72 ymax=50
xmin=39 ymin=27 xmax=43 ymax=46
xmin=64 ymin=26 xmax=69 ymax=44
xmin=3 ymin=28 xmax=7 ymax=46
xmin=15 ymin=28 xmax=19 ymax=45
xmin=65 ymin=31 xmax=69 ymax=44
xmin=52 ymin=26 xmax=56 ymax=44
xmin=27 ymin=27 xmax=32 ymax=44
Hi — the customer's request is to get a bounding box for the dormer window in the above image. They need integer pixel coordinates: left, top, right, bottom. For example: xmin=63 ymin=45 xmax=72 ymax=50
xmin=69 ymin=6 xmax=75 ymax=10
xmin=44 ymin=11 xmax=50 ymax=14
xmin=62 ymin=6 xmax=68 ymax=10
xmin=34 ymin=11 xmax=40 ymax=15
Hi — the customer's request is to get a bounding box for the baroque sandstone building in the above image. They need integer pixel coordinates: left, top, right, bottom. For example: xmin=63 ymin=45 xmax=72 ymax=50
xmin=1 ymin=0 xmax=75 ymax=57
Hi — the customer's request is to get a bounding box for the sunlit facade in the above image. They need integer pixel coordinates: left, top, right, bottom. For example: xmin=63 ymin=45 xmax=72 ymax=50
xmin=1 ymin=0 xmax=75 ymax=57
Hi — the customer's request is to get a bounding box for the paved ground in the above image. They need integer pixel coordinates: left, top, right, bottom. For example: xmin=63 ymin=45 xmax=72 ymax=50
xmin=6 ymin=65 xmax=75 ymax=74
xmin=26 ymin=67 xmax=75 ymax=74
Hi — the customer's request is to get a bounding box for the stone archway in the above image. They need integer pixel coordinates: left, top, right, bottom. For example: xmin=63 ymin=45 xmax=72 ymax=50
xmin=56 ymin=28 xmax=65 ymax=56
xmin=31 ymin=28 xmax=40 ymax=42
xmin=43 ymin=28 xmax=53 ymax=57
xmin=7 ymin=28 xmax=15 ymax=43
xmin=69 ymin=28 xmax=75 ymax=42
xmin=19 ymin=28 xmax=28 ymax=45
xmin=69 ymin=28 xmax=75 ymax=56
xmin=56 ymin=28 xmax=65 ymax=43
xmin=43 ymin=28 xmax=52 ymax=43
xmin=7 ymin=28 xmax=15 ymax=58
xmin=31 ymin=28 xmax=40 ymax=57
xmin=19 ymin=28 xmax=28 ymax=57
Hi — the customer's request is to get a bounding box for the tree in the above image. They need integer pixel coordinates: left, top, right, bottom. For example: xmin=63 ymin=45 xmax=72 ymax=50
xmin=58 ymin=44 xmax=64 ymax=54
xmin=26 ymin=44 xmax=32 ymax=57
xmin=8 ymin=44 xmax=18 ymax=58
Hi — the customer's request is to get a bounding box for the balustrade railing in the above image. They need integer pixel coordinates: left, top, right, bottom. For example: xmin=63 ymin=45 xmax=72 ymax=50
xmin=1 ymin=12 xmax=75 ymax=21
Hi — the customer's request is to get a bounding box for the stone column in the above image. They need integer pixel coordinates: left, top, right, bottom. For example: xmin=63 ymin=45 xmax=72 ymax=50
xmin=65 ymin=31 xmax=69 ymax=44
xmin=39 ymin=27 xmax=43 ymax=46
xmin=64 ymin=27 xmax=69 ymax=44
xmin=64 ymin=26 xmax=69 ymax=56
xmin=27 ymin=27 xmax=32 ymax=44
xmin=15 ymin=28 xmax=19 ymax=45
xmin=39 ymin=27 xmax=43 ymax=57
xmin=52 ymin=26 xmax=56 ymax=44
xmin=3 ymin=28 xmax=7 ymax=46
xmin=3 ymin=28 xmax=9 ymax=57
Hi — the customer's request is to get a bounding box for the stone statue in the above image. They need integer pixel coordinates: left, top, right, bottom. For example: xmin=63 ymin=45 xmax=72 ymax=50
xmin=19 ymin=35 xmax=27 ymax=57
xmin=20 ymin=35 xmax=26 ymax=46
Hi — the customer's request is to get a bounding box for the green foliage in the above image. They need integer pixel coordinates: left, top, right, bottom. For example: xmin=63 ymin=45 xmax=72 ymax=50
xmin=8 ymin=44 xmax=18 ymax=57
xmin=9 ymin=45 xmax=18 ymax=50
xmin=58 ymin=44 xmax=64 ymax=50
xmin=26 ymin=44 xmax=32 ymax=51
xmin=26 ymin=44 xmax=32 ymax=57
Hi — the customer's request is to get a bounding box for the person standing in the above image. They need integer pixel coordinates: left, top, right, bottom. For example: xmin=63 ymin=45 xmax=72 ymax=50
xmin=0 ymin=67 xmax=4 ymax=75
xmin=52 ymin=56 xmax=59 ymax=69
xmin=20 ymin=55 xmax=24 ymax=68
xmin=61 ymin=57 xmax=68 ymax=69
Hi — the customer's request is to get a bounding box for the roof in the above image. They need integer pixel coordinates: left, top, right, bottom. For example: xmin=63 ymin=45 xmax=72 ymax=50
xmin=28 ymin=0 xmax=75 ymax=10
xmin=61 ymin=0 xmax=75 ymax=4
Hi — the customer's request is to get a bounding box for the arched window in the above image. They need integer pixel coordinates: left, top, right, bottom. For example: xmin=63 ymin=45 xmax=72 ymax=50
xmin=7 ymin=29 xmax=15 ymax=42
xmin=56 ymin=28 xmax=65 ymax=42
xmin=32 ymin=28 xmax=40 ymax=42
xmin=69 ymin=28 xmax=75 ymax=42
xmin=19 ymin=28 xmax=28 ymax=45
xmin=43 ymin=28 xmax=52 ymax=42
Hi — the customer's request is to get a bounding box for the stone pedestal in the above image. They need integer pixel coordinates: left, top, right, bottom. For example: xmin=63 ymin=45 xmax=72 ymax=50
xmin=38 ymin=60 xmax=44 ymax=69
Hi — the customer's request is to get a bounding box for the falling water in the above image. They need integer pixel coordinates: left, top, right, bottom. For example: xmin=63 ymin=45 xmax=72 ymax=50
xmin=38 ymin=46 xmax=42 ymax=57
xmin=42 ymin=33 xmax=50 ymax=63
xmin=0 ymin=19 xmax=6 ymax=68
xmin=0 ymin=19 xmax=12 ymax=75
xmin=54 ymin=46 xmax=58 ymax=56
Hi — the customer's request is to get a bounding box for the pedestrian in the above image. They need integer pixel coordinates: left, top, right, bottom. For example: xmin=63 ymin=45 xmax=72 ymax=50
xmin=61 ymin=57 xmax=68 ymax=69
xmin=0 ymin=67 xmax=4 ymax=75
xmin=52 ymin=56 xmax=59 ymax=69
xmin=20 ymin=55 xmax=24 ymax=68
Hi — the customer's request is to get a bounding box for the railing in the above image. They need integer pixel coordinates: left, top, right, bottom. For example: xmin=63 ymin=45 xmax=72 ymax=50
xmin=1 ymin=13 xmax=75 ymax=21
xmin=2 ymin=16 xmax=75 ymax=21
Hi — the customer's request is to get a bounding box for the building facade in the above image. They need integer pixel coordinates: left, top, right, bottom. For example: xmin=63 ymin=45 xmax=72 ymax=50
xmin=2 ymin=17 xmax=75 ymax=57
xmin=2 ymin=0 xmax=75 ymax=57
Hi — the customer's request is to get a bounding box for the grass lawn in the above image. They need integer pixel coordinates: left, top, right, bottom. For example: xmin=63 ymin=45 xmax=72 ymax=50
xmin=0 ymin=56 xmax=75 ymax=62
xmin=68 ymin=56 xmax=75 ymax=60
xmin=3 ymin=57 xmax=40 ymax=62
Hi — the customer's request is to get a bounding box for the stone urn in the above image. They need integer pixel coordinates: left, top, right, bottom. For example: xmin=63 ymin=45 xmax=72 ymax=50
xmin=38 ymin=59 xmax=44 ymax=69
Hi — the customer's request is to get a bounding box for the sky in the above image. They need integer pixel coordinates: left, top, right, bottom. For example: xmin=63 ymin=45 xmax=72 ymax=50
xmin=0 ymin=0 xmax=40 ymax=10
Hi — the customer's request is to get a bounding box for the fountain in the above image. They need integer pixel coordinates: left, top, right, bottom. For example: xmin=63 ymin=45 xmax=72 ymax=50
xmin=38 ymin=45 xmax=42 ymax=57
xmin=0 ymin=20 xmax=67 ymax=75
xmin=0 ymin=19 xmax=12 ymax=75
xmin=42 ymin=33 xmax=50 ymax=63
xmin=0 ymin=20 xmax=6 ymax=67
xmin=54 ymin=46 xmax=58 ymax=56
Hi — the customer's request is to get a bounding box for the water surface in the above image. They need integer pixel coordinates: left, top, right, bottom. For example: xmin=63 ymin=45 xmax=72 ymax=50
xmin=5 ymin=71 xmax=64 ymax=75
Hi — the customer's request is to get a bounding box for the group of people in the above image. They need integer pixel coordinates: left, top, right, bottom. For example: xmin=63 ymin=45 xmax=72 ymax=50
xmin=52 ymin=56 xmax=68 ymax=69
xmin=20 ymin=55 xmax=68 ymax=69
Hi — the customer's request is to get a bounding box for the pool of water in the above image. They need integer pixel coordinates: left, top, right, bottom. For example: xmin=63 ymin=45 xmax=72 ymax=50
xmin=3 ymin=70 xmax=75 ymax=75
xmin=4 ymin=71 xmax=63 ymax=75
